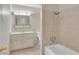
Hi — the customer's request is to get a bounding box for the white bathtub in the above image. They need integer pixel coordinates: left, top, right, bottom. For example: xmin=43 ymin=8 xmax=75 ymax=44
xmin=44 ymin=44 xmax=79 ymax=55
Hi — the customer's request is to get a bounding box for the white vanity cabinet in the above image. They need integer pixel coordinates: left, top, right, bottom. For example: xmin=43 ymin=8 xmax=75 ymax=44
xmin=10 ymin=32 xmax=36 ymax=51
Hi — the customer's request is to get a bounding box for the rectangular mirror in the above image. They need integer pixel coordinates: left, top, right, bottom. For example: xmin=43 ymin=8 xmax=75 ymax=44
xmin=15 ymin=15 xmax=31 ymax=27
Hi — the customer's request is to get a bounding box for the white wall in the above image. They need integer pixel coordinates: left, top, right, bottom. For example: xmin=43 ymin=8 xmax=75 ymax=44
xmin=30 ymin=12 xmax=41 ymax=32
xmin=0 ymin=4 xmax=10 ymax=54
xmin=10 ymin=5 xmax=41 ymax=33
xmin=19 ymin=4 xmax=41 ymax=8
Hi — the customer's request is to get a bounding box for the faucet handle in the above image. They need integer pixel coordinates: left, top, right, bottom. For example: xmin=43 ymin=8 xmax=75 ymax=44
xmin=50 ymin=36 xmax=56 ymax=43
xmin=50 ymin=36 xmax=53 ymax=42
xmin=50 ymin=36 xmax=52 ymax=40
xmin=54 ymin=36 xmax=56 ymax=41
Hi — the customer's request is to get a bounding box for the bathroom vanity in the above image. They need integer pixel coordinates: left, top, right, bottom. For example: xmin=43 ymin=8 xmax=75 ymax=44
xmin=10 ymin=31 xmax=36 ymax=51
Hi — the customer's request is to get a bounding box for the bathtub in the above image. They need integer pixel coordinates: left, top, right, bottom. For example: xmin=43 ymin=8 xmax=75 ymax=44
xmin=44 ymin=44 xmax=79 ymax=55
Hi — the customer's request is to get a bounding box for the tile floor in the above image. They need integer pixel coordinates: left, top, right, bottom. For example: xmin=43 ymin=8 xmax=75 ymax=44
xmin=10 ymin=44 xmax=40 ymax=55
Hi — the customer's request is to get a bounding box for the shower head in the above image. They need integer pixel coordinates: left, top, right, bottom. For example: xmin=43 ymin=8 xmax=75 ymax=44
xmin=53 ymin=11 xmax=60 ymax=15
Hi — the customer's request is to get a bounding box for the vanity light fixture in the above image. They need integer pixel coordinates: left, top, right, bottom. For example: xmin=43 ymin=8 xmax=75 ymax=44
xmin=14 ymin=11 xmax=33 ymax=16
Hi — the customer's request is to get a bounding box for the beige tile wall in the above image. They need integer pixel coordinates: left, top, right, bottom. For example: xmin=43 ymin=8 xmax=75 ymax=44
xmin=42 ymin=5 xmax=59 ymax=46
xmin=43 ymin=4 xmax=79 ymax=53
xmin=59 ymin=5 xmax=79 ymax=52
